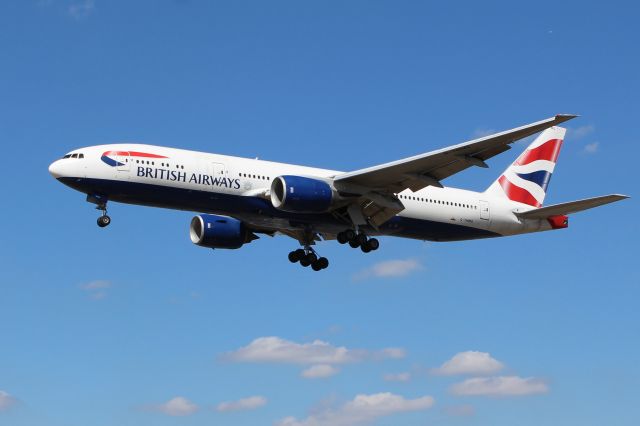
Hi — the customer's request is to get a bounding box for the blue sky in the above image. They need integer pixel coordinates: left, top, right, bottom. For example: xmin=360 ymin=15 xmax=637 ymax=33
xmin=1 ymin=1 xmax=638 ymax=425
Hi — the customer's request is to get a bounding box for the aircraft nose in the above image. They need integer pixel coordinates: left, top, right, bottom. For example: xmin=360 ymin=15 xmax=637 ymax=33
xmin=48 ymin=160 xmax=64 ymax=179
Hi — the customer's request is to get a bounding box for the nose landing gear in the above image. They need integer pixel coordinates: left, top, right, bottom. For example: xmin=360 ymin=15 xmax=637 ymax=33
xmin=97 ymin=213 xmax=111 ymax=228
xmin=98 ymin=214 xmax=111 ymax=228
xmin=87 ymin=194 xmax=111 ymax=228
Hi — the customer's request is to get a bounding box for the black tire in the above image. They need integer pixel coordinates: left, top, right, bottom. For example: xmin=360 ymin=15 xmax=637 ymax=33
xmin=356 ymin=233 xmax=368 ymax=246
xmin=97 ymin=215 xmax=111 ymax=227
xmin=368 ymin=238 xmax=379 ymax=250
xmin=361 ymin=243 xmax=372 ymax=253
xmin=318 ymin=257 xmax=329 ymax=269
xmin=300 ymin=257 xmax=311 ymax=267
xmin=288 ymin=251 xmax=300 ymax=263
xmin=344 ymin=229 xmax=356 ymax=241
xmin=348 ymin=240 xmax=360 ymax=248
xmin=311 ymin=262 xmax=322 ymax=271
xmin=337 ymin=232 xmax=348 ymax=244
xmin=305 ymin=253 xmax=317 ymax=264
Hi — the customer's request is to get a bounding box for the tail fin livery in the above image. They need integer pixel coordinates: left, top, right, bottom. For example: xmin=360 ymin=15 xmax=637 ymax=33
xmin=485 ymin=126 xmax=566 ymax=207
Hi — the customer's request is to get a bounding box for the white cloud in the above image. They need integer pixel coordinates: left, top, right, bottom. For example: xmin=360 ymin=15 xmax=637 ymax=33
xmin=569 ymin=124 xmax=595 ymax=140
xmin=383 ymin=372 xmax=411 ymax=382
xmin=354 ymin=259 xmax=423 ymax=281
xmin=224 ymin=337 xmax=403 ymax=365
xmin=583 ymin=142 xmax=599 ymax=154
xmin=431 ymin=351 xmax=504 ymax=376
xmin=216 ymin=395 xmax=266 ymax=412
xmin=152 ymin=396 xmax=198 ymax=416
xmin=442 ymin=404 xmax=475 ymax=417
xmin=0 ymin=391 xmax=17 ymax=411
xmin=450 ymin=376 xmax=548 ymax=397
xmin=276 ymin=392 xmax=435 ymax=426
xmin=80 ymin=280 xmax=111 ymax=300
xmin=376 ymin=348 xmax=406 ymax=359
xmin=81 ymin=280 xmax=110 ymax=290
xmin=68 ymin=0 xmax=95 ymax=19
xmin=301 ymin=364 xmax=339 ymax=379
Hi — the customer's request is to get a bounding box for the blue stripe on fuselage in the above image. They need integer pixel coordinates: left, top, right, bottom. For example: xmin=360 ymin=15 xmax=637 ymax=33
xmin=57 ymin=177 xmax=499 ymax=242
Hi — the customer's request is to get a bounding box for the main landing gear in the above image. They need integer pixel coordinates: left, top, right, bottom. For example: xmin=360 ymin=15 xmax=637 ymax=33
xmin=337 ymin=230 xmax=379 ymax=253
xmin=288 ymin=248 xmax=329 ymax=271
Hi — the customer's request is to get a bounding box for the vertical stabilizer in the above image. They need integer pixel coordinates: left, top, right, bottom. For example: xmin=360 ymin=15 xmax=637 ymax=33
xmin=485 ymin=126 xmax=566 ymax=207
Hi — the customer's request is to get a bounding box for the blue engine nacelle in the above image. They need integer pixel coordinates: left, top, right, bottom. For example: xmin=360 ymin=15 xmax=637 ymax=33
xmin=270 ymin=175 xmax=334 ymax=213
xmin=189 ymin=214 xmax=254 ymax=249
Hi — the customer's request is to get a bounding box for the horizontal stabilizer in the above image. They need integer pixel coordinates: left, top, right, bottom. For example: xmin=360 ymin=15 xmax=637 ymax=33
xmin=515 ymin=194 xmax=629 ymax=219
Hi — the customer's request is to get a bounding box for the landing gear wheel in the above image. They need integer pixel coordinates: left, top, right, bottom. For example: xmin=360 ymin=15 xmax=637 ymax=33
xmin=288 ymin=249 xmax=305 ymax=263
xmin=367 ymin=238 xmax=379 ymax=251
xmin=337 ymin=232 xmax=349 ymax=244
xmin=348 ymin=239 xmax=360 ymax=248
xmin=318 ymin=257 xmax=329 ymax=269
xmin=300 ymin=252 xmax=317 ymax=267
xmin=361 ymin=243 xmax=372 ymax=253
xmin=311 ymin=257 xmax=329 ymax=271
xmin=97 ymin=215 xmax=111 ymax=228
xmin=344 ymin=229 xmax=356 ymax=241
xmin=289 ymin=251 xmax=300 ymax=263
xmin=355 ymin=233 xmax=368 ymax=246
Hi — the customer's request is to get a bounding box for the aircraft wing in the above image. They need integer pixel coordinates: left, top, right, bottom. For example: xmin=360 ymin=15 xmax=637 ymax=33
xmin=514 ymin=194 xmax=629 ymax=219
xmin=333 ymin=114 xmax=578 ymax=194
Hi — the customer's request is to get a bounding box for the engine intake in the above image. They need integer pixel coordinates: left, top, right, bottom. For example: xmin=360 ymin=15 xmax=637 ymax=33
xmin=190 ymin=214 xmax=255 ymax=249
xmin=270 ymin=175 xmax=333 ymax=213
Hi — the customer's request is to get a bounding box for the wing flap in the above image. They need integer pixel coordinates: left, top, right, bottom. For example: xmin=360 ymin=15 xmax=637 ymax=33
xmin=515 ymin=194 xmax=629 ymax=219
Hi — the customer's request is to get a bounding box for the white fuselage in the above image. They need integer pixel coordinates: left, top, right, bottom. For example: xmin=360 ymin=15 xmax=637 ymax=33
xmin=49 ymin=144 xmax=554 ymax=242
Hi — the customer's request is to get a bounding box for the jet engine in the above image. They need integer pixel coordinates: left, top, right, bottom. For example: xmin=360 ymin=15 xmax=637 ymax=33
xmin=189 ymin=214 xmax=256 ymax=249
xmin=270 ymin=175 xmax=334 ymax=213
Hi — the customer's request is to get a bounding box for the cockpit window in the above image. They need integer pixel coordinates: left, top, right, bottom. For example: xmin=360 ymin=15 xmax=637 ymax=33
xmin=62 ymin=152 xmax=85 ymax=159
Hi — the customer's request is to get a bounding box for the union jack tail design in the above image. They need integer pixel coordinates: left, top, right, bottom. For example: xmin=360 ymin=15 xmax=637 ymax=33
xmin=485 ymin=126 xmax=566 ymax=207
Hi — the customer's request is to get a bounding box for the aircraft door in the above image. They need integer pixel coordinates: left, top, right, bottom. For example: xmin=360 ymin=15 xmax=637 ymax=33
xmin=479 ymin=200 xmax=490 ymax=220
xmin=211 ymin=162 xmax=226 ymax=180
xmin=206 ymin=162 xmax=227 ymax=191
xmin=115 ymin=151 xmax=130 ymax=172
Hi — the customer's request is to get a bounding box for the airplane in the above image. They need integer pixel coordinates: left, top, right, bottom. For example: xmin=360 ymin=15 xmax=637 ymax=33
xmin=48 ymin=114 xmax=628 ymax=271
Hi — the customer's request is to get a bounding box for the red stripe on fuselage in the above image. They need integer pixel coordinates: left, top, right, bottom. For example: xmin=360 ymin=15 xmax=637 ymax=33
xmin=515 ymin=139 xmax=563 ymax=166
xmin=498 ymin=175 xmax=541 ymax=207
xmin=102 ymin=150 xmax=168 ymax=159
